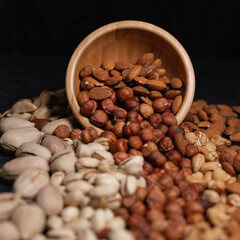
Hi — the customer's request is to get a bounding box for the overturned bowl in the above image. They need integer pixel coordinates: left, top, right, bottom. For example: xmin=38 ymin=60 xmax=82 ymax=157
xmin=66 ymin=20 xmax=195 ymax=134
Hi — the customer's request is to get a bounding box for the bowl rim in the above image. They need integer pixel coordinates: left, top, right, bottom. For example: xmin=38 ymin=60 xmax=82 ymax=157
xmin=66 ymin=20 xmax=195 ymax=130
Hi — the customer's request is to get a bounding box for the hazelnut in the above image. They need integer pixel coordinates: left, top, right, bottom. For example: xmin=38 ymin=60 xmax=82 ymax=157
xmin=128 ymin=148 xmax=143 ymax=156
xmin=77 ymin=90 xmax=89 ymax=106
xmin=182 ymin=184 xmax=199 ymax=202
xmin=109 ymin=91 xmax=117 ymax=104
xmin=140 ymin=128 xmax=154 ymax=143
xmin=80 ymin=80 xmax=95 ymax=90
xmin=80 ymin=100 xmax=97 ymax=116
xmin=158 ymin=174 xmax=174 ymax=190
xmin=110 ymin=138 xmax=128 ymax=153
xmin=164 ymin=161 xmax=179 ymax=173
xmin=159 ymin=137 xmax=174 ymax=152
xmin=128 ymin=136 xmax=143 ymax=150
xmin=100 ymin=131 xmax=117 ymax=145
xmin=122 ymin=195 xmax=136 ymax=208
xmin=114 ymin=152 xmax=129 ymax=165
xmin=53 ymin=124 xmax=70 ymax=139
xmin=162 ymin=113 xmax=178 ymax=126
xmin=114 ymin=208 xmax=129 ymax=221
xmin=139 ymin=103 xmax=154 ymax=118
xmin=165 ymin=186 xmax=181 ymax=200
xmin=187 ymin=213 xmax=204 ymax=224
xmin=185 ymin=144 xmax=199 ymax=158
xmin=104 ymin=120 xmax=114 ymax=131
xmin=112 ymin=121 xmax=125 ymax=138
xmin=152 ymin=98 xmax=169 ymax=113
xmin=116 ymin=86 xmax=134 ymax=102
xmin=101 ymin=98 xmax=115 ymax=114
xmin=81 ymin=126 xmax=98 ymax=143
xmin=135 ymin=187 xmax=148 ymax=202
xmin=148 ymin=151 xmax=167 ymax=167
xmin=153 ymin=129 xmax=165 ymax=143
xmin=113 ymin=108 xmax=127 ymax=122
xmin=70 ymin=128 xmax=82 ymax=140
xmin=130 ymin=201 xmax=147 ymax=215
xmin=143 ymin=160 xmax=154 ymax=173
xmin=124 ymin=99 xmax=139 ymax=112
xmin=180 ymin=158 xmax=192 ymax=169
xmin=158 ymin=124 xmax=169 ymax=134
xmin=165 ymin=201 xmax=183 ymax=215
xmin=140 ymin=120 xmax=152 ymax=129
xmin=126 ymin=111 xmax=139 ymax=122
xmin=168 ymin=125 xmax=185 ymax=138
xmin=148 ymin=113 xmax=163 ymax=128
xmin=123 ymin=121 xmax=141 ymax=137
xmin=142 ymin=141 xmax=158 ymax=158
xmin=90 ymin=109 xmax=108 ymax=127
xmin=166 ymin=149 xmax=182 ymax=163
xmin=183 ymin=200 xmax=204 ymax=216
xmin=137 ymin=113 xmax=143 ymax=122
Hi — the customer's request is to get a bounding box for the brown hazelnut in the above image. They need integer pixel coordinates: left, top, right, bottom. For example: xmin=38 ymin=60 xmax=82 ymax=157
xmin=110 ymin=138 xmax=128 ymax=153
xmin=158 ymin=174 xmax=174 ymax=190
xmin=80 ymin=80 xmax=95 ymax=90
xmin=166 ymin=149 xmax=182 ymax=163
xmin=126 ymin=111 xmax=139 ymax=122
xmin=143 ymin=160 xmax=154 ymax=173
xmin=100 ymin=131 xmax=117 ymax=145
xmin=104 ymin=120 xmax=114 ymax=131
xmin=152 ymin=98 xmax=169 ymax=113
xmin=101 ymin=98 xmax=115 ymax=114
xmin=168 ymin=125 xmax=185 ymax=138
xmin=112 ymin=121 xmax=125 ymax=138
xmin=142 ymin=141 xmax=158 ymax=158
xmin=81 ymin=126 xmax=98 ymax=144
xmin=80 ymin=100 xmax=97 ymax=116
xmin=128 ymin=149 xmax=143 ymax=156
xmin=90 ymin=110 xmax=108 ymax=127
xmin=124 ymin=99 xmax=139 ymax=112
xmin=135 ymin=187 xmax=148 ymax=202
xmin=140 ymin=128 xmax=154 ymax=143
xmin=139 ymin=103 xmax=154 ymax=119
xmin=187 ymin=213 xmax=204 ymax=224
xmin=162 ymin=113 xmax=178 ymax=126
xmin=165 ymin=201 xmax=183 ymax=215
xmin=116 ymin=86 xmax=134 ymax=102
xmin=182 ymin=184 xmax=199 ymax=202
xmin=77 ymin=90 xmax=89 ymax=106
xmin=180 ymin=158 xmax=192 ymax=169
xmin=157 ymin=124 xmax=168 ymax=134
xmin=185 ymin=144 xmax=199 ymax=158
xmin=113 ymin=108 xmax=127 ymax=122
xmin=159 ymin=137 xmax=174 ymax=152
xmin=70 ymin=128 xmax=82 ymax=140
xmin=130 ymin=201 xmax=147 ymax=215
xmin=165 ymin=186 xmax=181 ymax=200
xmin=140 ymin=120 xmax=152 ymax=129
xmin=181 ymin=168 xmax=192 ymax=178
xmin=122 ymin=195 xmax=136 ymax=208
xmin=109 ymin=91 xmax=117 ymax=104
xmin=137 ymin=113 xmax=143 ymax=122
xmin=148 ymin=113 xmax=163 ymax=128
xmin=163 ymin=161 xmax=179 ymax=173
xmin=183 ymin=201 xmax=204 ymax=216
xmin=128 ymin=136 xmax=143 ymax=150
xmin=153 ymin=129 xmax=165 ymax=143
xmin=123 ymin=121 xmax=141 ymax=137
xmin=53 ymin=124 xmax=70 ymax=139
xmin=114 ymin=152 xmax=129 ymax=165
xmin=114 ymin=208 xmax=129 ymax=221
xmin=148 ymin=151 xmax=167 ymax=167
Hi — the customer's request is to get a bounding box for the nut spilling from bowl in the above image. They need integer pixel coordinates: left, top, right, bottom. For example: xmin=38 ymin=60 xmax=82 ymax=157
xmin=77 ymin=53 xmax=183 ymax=131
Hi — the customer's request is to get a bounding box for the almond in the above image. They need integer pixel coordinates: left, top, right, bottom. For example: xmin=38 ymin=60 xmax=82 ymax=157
xmin=88 ymin=87 xmax=112 ymax=100
xmin=226 ymin=182 xmax=240 ymax=194
xmin=152 ymin=58 xmax=162 ymax=68
xmin=140 ymin=65 xmax=157 ymax=77
xmin=32 ymin=119 xmax=51 ymax=131
xmin=217 ymin=104 xmax=232 ymax=112
xmin=224 ymin=127 xmax=237 ymax=136
xmin=197 ymin=110 xmax=209 ymax=121
xmin=82 ymin=76 xmax=105 ymax=87
xmin=209 ymin=113 xmax=226 ymax=124
xmin=232 ymin=106 xmax=240 ymax=114
xmin=122 ymin=69 xmax=130 ymax=80
xmin=198 ymin=121 xmax=211 ymax=128
xmin=136 ymin=53 xmax=154 ymax=67
xmin=147 ymin=71 xmax=159 ymax=80
xmin=222 ymin=162 xmax=236 ymax=176
xmin=218 ymin=110 xmax=238 ymax=118
xmin=92 ymin=67 xmax=108 ymax=81
xmin=105 ymin=76 xmax=122 ymax=86
xmin=140 ymin=97 xmax=153 ymax=106
xmin=156 ymin=68 xmax=166 ymax=76
xmin=79 ymin=65 xmax=93 ymax=78
xmin=226 ymin=118 xmax=240 ymax=128
xmin=171 ymin=95 xmax=182 ymax=114
xmin=173 ymin=133 xmax=186 ymax=155
xmin=102 ymin=59 xmax=115 ymax=71
xmin=230 ymin=133 xmax=240 ymax=142
xmin=126 ymin=65 xmax=142 ymax=82
xmin=149 ymin=91 xmax=163 ymax=100
xmin=145 ymin=80 xmax=167 ymax=91
xmin=164 ymin=90 xmax=181 ymax=99
xmin=110 ymin=69 xmax=121 ymax=77
xmin=233 ymin=154 xmax=240 ymax=172
xmin=133 ymin=77 xmax=149 ymax=86
xmin=132 ymin=86 xmax=149 ymax=96
xmin=114 ymin=62 xmax=129 ymax=71
xmin=159 ymin=76 xmax=171 ymax=84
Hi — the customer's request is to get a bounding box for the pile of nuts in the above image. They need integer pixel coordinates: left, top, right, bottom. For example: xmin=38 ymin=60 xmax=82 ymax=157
xmin=1 ymin=53 xmax=240 ymax=239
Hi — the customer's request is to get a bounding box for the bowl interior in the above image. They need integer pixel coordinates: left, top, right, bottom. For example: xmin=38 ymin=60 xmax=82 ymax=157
xmin=66 ymin=21 xmax=195 ymax=132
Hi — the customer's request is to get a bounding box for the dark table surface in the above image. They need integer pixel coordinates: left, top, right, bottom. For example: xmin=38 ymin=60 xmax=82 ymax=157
xmin=0 ymin=56 xmax=240 ymax=192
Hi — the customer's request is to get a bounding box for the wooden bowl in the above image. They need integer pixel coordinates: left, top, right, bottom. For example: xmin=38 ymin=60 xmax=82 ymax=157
xmin=66 ymin=20 xmax=195 ymax=134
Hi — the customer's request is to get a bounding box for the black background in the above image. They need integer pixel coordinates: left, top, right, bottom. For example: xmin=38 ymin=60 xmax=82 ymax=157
xmin=0 ymin=0 xmax=240 ymax=191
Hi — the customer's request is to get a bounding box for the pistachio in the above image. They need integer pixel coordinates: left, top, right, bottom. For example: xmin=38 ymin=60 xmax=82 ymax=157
xmin=36 ymin=184 xmax=63 ymax=216
xmin=0 ymin=221 xmax=19 ymax=240
xmin=106 ymin=216 xmax=126 ymax=230
xmin=41 ymin=135 xmax=66 ymax=155
xmin=108 ymin=229 xmax=134 ymax=240
xmin=94 ymin=173 xmax=120 ymax=188
xmin=0 ymin=193 xmax=23 ymax=220
xmin=77 ymin=229 xmax=98 ymax=240
xmin=91 ymin=209 xmax=107 ymax=233
xmin=31 ymin=234 xmax=47 ymax=240
xmin=13 ymin=167 xmax=49 ymax=199
xmin=0 ymin=127 xmax=44 ymax=151
xmin=5 ymin=112 xmax=32 ymax=120
xmin=80 ymin=206 xmax=94 ymax=219
xmin=76 ymin=157 xmax=100 ymax=169
xmin=97 ymin=159 xmax=116 ymax=172
xmin=47 ymin=215 xmax=63 ymax=230
xmin=93 ymin=137 xmax=110 ymax=150
xmin=76 ymin=143 xmax=93 ymax=158
xmin=41 ymin=117 xmax=76 ymax=135
xmin=50 ymin=171 xmax=65 ymax=187
xmin=10 ymin=99 xmax=37 ymax=113
xmin=15 ymin=142 xmax=51 ymax=160
xmin=0 ymin=155 xmax=49 ymax=180
xmin=46 ymin=228 xmax=76 ymax=240
xmin=92 ymin=149 xmax=114 ymax=161
xmin=61 ymin=206 xmax=80 ymax=223
xmin=64 ymin=190 xmax=85 ymax=206
xmin=10 ymin=203 xmax=45 ymax=240
xmin=120 ymin=175 xmax=138 ymax=197
xmin=0 ymin=117 xmax=34 ymax=133
xmin=65 ymin=218 xmax=91 ymax=233
xmin=65 ymin=180 xmax=94 ymax=194
xmin=50 ymin=148 xmax=77 ymax=174
xmin=31 ymin=106 xmax=52 ymax=120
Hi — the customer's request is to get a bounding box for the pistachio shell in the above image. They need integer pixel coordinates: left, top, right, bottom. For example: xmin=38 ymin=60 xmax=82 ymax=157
xmin=41 ymin=135 xmax=66 ymax=155
xmin=0 ymin=117 xmax=34 ymax=133
xmin=10 ymin=99 xmax=37 ymax=114
xmin=0 ymin=221 xmax=19 ymax=240
xmin=15 ymin=142 xmax=51 ymax=160
xmin=0 ymin=127 xmax=44 ymax=151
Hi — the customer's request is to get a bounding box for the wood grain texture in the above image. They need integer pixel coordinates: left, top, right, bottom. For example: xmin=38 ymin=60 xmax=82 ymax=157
xmin=66 ymin=20 xmax=195 ymax=132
